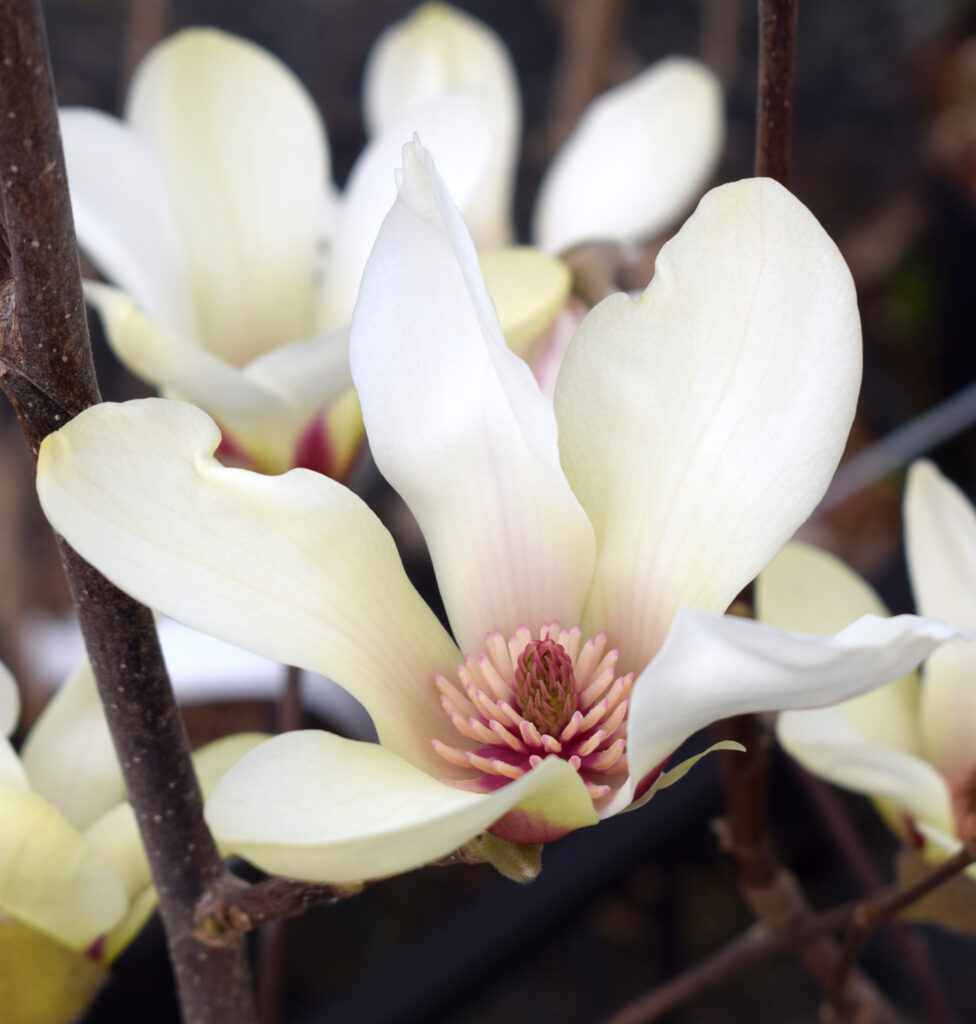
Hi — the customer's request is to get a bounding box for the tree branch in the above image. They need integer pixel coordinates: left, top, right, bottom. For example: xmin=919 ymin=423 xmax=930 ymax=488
xmin=0 ymin=3 xmax=255 ymax=1020
xmin=755 ymin=0 xmax=797 ymax=185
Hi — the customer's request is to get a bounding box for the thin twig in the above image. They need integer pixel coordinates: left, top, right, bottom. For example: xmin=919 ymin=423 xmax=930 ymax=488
xmin=793 ymin=768 xmax=961 ymax=1023
xmin=197 ymin=877 xmax=362 ymax=942
xmin=755 ymin=0 xmax=797 ymax=186
xmin=832 ymin=834 xmax=976 ymax=1001
xmin=601 ymin=900 xmax=858 ymax=1024
xmin=0 ymin=3 xmax=255 ymax=1020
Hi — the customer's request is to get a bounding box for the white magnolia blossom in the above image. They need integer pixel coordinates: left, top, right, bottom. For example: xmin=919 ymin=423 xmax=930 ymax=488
xmin=0 ymin=657 xmax=263 ymax=1022
xmin=364 ymin=3 xmax=724 ymax=256
xmin=36 ymin=141 xmax=964 ymax=884
xmin=60 ymin=26 xmax=569 ymax=475
xmin=761 ymin=461 xmax=976 ymax=878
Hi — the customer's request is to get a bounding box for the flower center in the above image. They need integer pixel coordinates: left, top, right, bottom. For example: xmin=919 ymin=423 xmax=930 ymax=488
xmin=515 ymin=638 xmax=578 ymax=735
xmin=431 ymin=623 xmax=634 ymax=803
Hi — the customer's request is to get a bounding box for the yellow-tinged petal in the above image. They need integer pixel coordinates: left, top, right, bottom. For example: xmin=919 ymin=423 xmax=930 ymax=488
xmin=534 ymin=57 xmax=723 ymax=253
xmin=555 ymin=179 xmax=861 ymax=670
xmin=37 ymin=399 xmax=461 ymax=776
xmin=776 ymin=706 xmax=955 ymax=833
xmin=86 ymin=283 xmax=349 ymax=474
xmin=363 ymin=2 xmax=520 ymax=248
xmin=479 ymin=247 xmax=571 ymax=356
xmin=350 ymin=140 xmax=595 ymax=653
xmin=612 ymin=608 xmax=964 ymax=818
xmin=0 ymin=781 xmax=127 ymax=949
xmin=0 ymin=917 xmax=106 ymax=1024
xmin=759 ymin=542 xmax=922 ymax=755
xmin=21 ymin=662 xmax=125 ymax=831
xmin=206 ymin=730 xmax=596 ymax=883
xmin=126 ymin=28 xmax=328 ymax=363
xmin=905 ymin=460 xmax=976 ymax=780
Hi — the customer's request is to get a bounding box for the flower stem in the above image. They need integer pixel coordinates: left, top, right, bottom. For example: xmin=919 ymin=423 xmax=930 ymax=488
xmin=0 ymin=2 xmax=256 ymax=1020
xmin=755 ymin=0 xmax=798 ymax=186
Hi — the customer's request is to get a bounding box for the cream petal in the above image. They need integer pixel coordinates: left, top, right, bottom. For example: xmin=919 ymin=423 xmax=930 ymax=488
xmin=0 ymin=657 xmax=19 ymax=737
xmin=479 ymin=247 xmax=571 ymax=356
xmin=555 ymin=179 xmax=861 ymax=670
xmin=533 ymin=58 xmax=723 ymax=254
xmin=905 ymin=460 xmax=976 ymax=780
xmin=350 ymin=141 xmax=595 ymax=653
xmin=37 ymin=399 xmax=461 ymax=775
xmin=59 ymin=108 xmax=193 ymax=337
xmin=86 ymin=283 xmax=339 ymax=473
xmin=84 ymin=804 xmax=145 ymax=904
xmin=623 ymin=608 xmax=964 ymax=800
xmin=319 ymin=93 xmax=493 ymax=330
xmin=0 ymin=781 xmax=127 ymax=949
xmin=20 ymin=662 xmax=124 ymax=831
xmin=126 ymin=28 xmax=328 ymax=363
xmin=363 ymin=3 xmax=520 ymax=248
xmin=758 ymin=542 xmax=922 ymax=754
xmin=206 ymin=730 xmax=596 ymax=883
xmin=914 ymin=824 xmax=976 ymax=886
xmin=777 ymin=706 xmax=955 ymax=832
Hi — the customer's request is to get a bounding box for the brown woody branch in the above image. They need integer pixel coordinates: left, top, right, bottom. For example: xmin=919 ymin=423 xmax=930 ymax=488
xmin=755 ymin=0 xmax=797 ymax=185
xmin=0 ymin=2 xmax=255 ymax=1020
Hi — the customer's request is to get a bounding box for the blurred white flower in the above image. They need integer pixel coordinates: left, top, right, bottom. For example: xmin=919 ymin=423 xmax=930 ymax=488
xmin=760 ymin=460 xmax=976 ymax=882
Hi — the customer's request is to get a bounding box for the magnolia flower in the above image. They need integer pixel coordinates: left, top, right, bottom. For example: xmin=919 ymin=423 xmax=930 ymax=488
xmin=0 ymin=658 xmax=262 ymax=1022
xmin=363 ymin=3 xmax=725 ymax=256
xmin=760 ymin=461 xmax=976 ymax=881
xmin=36 ymin=142 xmax=960 ymax=886
xmin=61 ymin=27 xmax=569 ymax=475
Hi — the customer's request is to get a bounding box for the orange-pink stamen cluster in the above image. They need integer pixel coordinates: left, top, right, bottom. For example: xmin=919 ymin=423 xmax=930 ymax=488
xmin=432 ymin=623 xmax=634 ymax=802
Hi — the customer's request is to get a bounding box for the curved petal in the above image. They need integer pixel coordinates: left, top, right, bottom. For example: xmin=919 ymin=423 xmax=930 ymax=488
xmin=617 ymin=608 xmax=964 ymax=814
xmin=0 ymin=737 xmax=27 ymax=787
xmin=758 ymin=542 xmax=922 ymax=754
xmin=126 ymin=28 xmax=328 ymax=363
xmin=0 ymin=781 xmax=127 ymax=949
xmin=905 ymin=460 xmax=976 ymax=780
xmin=37 ymin=399 xmax=461 ymax=775
xmin=363 ymin=3 xmax=520 ymax=248
xmin=86 ymin=283 xmax=342 ymax=473
xmin=555 ymin=179 xmax=861 ymax=671
xmin=533 ymin=58 xmax=724 ymax=254
xmin=0 ymin=918 xmax=107 ymax=1023
xmin=350 ymin=140 xmax=595 ymax=653
xmin=206 ymin=730 xmax=596 ymax=883
xmin=84 ymin=803 xmax=145 ymax=905
xmin=0 ymin=657 xmax=19 ymax=736
xmin=777 ymin=706 xmax=954 ymax=832
xmin=20 ymin=662 xmax=124 ymax=831
xmin=479 ymin=247 xmax=571 ymax=356
xmin=59 ymin=107 xmax=192 ymax=337
xmin=319 ymin=93 xmax=493 ymax=329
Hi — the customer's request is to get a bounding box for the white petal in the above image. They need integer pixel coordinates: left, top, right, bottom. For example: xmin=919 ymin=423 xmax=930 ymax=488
xmin=777 ymin=706 xmax=954 ymax=832
xmin=533 ymin=58 xmax=723 ymax=254
xmin=555 ymin=179 xmax=861 ymax=671
xmin=37 ymin=399 xmax=461 ymax=776
xmin=206 ymin=730 xmax=596 ymax=883
xmin=319 ymin=93 xmax=493 ymax=329
xmin=0 ymin=781 xmax=127 ymax=949
xmin=363 ymin=3 xmax=520 ymax=248
xmin=758 ymin=542 xmax=922 ymax=754
xmin=0 ymin=657 xmax=19 ymax=736
xmin=59 ymin=108 xmax=193 ymax=337
xmin=126 ymin=28 xmax=328 ymax=364
xmin=86 ymin=283 xmax=343 ymax=473
xmin=350 ymin=141 xmax=595 ymax=653
xmin=623 ymin=608 xmax=964 ymax=801
xmin=905 ymin=460 xmax=976 ymax=780
xmin=20 ymin=662 xmax=124 ymax=831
